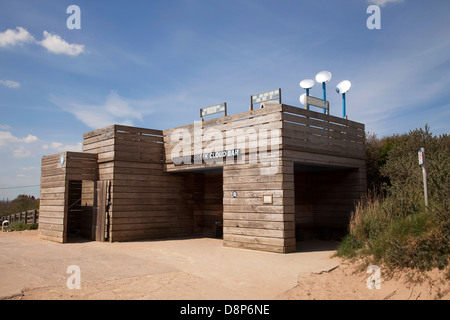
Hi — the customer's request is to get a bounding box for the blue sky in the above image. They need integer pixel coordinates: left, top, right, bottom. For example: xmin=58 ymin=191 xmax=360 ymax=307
xmin=0 ymin=0 xmax=449 ymax=200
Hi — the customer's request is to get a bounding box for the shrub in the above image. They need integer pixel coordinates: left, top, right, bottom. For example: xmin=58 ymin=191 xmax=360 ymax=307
xmin=337 ymin=126 xmax=449 ymax=272
xmin=9 ymin=221 xmax=38 ymax=231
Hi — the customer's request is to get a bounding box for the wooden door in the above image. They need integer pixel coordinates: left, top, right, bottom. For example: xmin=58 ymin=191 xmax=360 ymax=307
xmin=93 ymin=180 xmax=109 ymax=242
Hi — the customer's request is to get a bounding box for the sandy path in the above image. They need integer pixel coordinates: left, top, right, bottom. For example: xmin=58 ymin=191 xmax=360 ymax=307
xmin=0 ymin=230 xmax=338 ymax=300
xmin=1 ymin=230 xmax=447 ymax=300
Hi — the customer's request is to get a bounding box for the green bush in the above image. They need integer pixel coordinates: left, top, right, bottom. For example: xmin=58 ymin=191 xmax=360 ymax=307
xmin=9 ymin=221 xmax=38 ymax=231
xmin=337 ymin=126 xmax=449 ymax=273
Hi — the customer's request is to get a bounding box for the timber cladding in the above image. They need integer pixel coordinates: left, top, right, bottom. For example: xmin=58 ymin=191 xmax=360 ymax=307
xmin=82 ymin=125 xmax=194 ymax=242
xmin=162 ymin=104 xmax=365 ymax=171
xmin=39 ymin=152 xmax=97 ymax=243
xmin=39 ymin=104 xmax=366 ymax=254
xmin=161 ymin=104 xmax=365 ymax=253
xmin=222 ymin=160 xmax=295 ymax=253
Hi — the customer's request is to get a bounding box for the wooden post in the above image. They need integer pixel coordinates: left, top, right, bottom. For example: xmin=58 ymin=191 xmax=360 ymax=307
xmin=24 ymin=211 xmax=28 ymax=224
xmin=33 ymin=210 xmax=37 ymax=224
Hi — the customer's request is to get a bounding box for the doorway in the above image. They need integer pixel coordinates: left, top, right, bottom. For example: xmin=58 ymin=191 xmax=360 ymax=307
xmin=66 ymin=180 xmax=91 ymax=240
xmin=187 ymin=168 xmax=223 ymax=238
xmin=66 ymin=180 xmax=109 ymax=242
xmin=294 ymin=163 xmax=359 ymax=241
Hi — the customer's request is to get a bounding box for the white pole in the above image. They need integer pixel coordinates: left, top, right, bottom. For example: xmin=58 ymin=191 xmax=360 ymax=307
xmin=419 ymin=147 xmax=429 ymax=211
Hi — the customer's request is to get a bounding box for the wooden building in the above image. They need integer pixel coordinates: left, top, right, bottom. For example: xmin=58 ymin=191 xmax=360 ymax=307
xmin=39 ymin=103 xmax=366 ymax=253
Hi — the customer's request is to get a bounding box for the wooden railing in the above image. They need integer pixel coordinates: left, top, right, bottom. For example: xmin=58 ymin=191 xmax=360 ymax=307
xmin=1 ymin=209 xmax=39 ymax=225
xmin=281 ymin=105 xmax=365 ymax=159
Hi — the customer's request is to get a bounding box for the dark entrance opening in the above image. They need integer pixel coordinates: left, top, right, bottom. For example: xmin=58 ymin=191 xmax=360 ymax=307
xmin=294 ymin=163 xmax=359 ymax=242
xmin=183 ymin=168 xmax=223 ymax=239
xmin=66 ymin=180 xmax=95 ymax=242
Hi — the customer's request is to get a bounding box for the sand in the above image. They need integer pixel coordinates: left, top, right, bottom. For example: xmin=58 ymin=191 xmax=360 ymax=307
xmin=1 ymin=230 xmax=448 ymax=300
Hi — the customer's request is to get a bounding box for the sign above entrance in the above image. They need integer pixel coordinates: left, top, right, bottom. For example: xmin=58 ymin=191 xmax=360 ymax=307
xmin=172 ymin=149 xmax=240 ymax=166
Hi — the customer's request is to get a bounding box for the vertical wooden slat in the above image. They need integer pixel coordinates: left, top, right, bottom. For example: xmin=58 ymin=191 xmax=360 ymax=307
xmin=94 ymin=180 xmax=107 ymax=242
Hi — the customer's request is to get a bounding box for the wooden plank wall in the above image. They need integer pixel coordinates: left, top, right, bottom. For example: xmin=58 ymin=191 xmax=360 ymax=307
xmin=39 ymin=152 xmax=97 ymax=243
xmin=163 ymin=105 xmax=292 ymax=253
xmin=40 ymin=104 xmax=366 ymax=251
xmin=163 ymin=104 xmax=365 ymax=171
xmin=83 ymin=125 xmax=194 ymax=242
xmin=163 ymin=104 xmax=283 ymax=172
xmin=223 ymin=158 xmax=296 ymax=253
xmin=281 ymin=104 xmax=365 ymax=159
xmin=162 ymin=103 xmax=366 ymax=253
xmin=39 ymin=154 xmax=67 ymax=242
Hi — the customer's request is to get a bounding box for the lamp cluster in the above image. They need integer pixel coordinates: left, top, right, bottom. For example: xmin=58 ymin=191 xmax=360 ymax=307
xmin=299 ymin=71 xmax=351 ymax=119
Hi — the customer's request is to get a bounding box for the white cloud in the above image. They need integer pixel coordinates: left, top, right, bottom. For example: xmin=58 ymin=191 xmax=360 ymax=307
xmin=22 ymin=134 xmax=38 ymax=143
xmin=42 ymin=141 xmax=82 ymax=153
xmin=0 ymin=80 xmax=20 ymax=89
xmin=1 ymin=130 xmax=81 ymax=164
xmin=0 ymin=26 xmax=34 ymax=47
xmin=368 ymin=0 xmax=404 ymax=6
xmin=0 ymin=131 xmax=19 ymax=146
xmin=39 ymin=31 xmax=85 ymax=56
xmin=0 ymin=27 xmax=86 ymax=57
xmin=50 ymin=91 xmax=148 ymax=129
xmin=13 ymin=146 xmax=32 ymax=158
xmin=0 ymin=131 xmax=39 ymax=147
